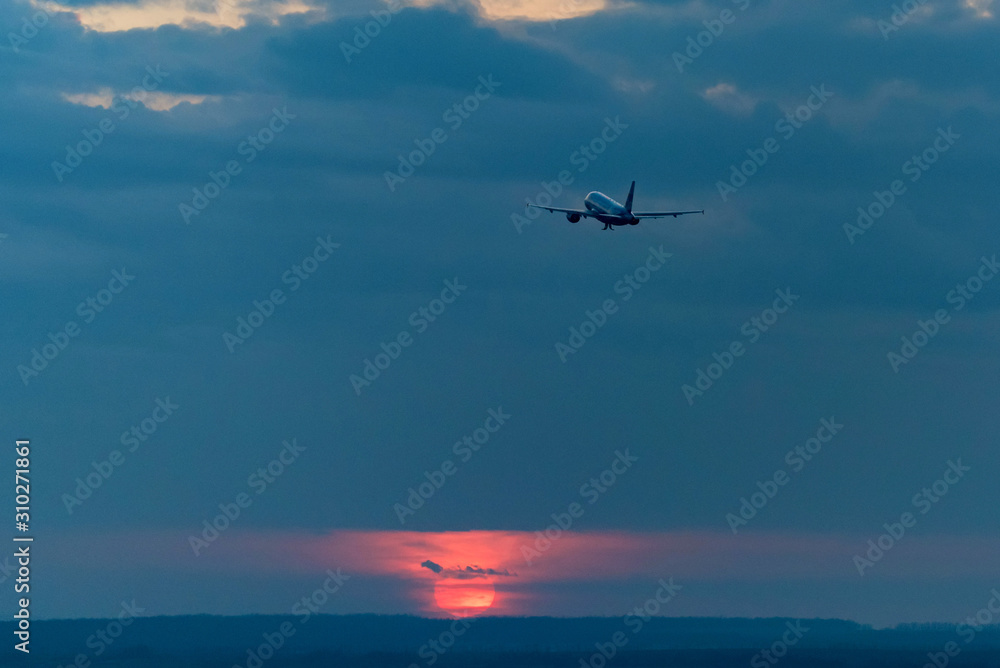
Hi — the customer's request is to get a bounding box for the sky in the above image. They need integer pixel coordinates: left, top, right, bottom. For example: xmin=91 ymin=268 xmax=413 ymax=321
xmin=1 ymin=0 xmax=998 ymax=629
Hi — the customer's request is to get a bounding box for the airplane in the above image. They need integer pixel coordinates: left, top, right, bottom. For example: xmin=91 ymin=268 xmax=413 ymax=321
xmin=527 ymin=181 xmax=703 ymax=231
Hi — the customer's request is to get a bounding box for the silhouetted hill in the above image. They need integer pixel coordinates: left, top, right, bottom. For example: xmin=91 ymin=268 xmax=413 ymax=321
xmin=3 ymin=615 xmax=999 ymax=666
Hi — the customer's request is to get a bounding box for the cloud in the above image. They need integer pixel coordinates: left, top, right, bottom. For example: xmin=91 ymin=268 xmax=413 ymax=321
xmin=461 ymin=564 xmax=517 ymax=577
xmin=261 ymin=7 xmax=612 ymax=102
xmin=422 ymin=559 xmax=517 ymax=578
xmin=39 ymin=0 xmax=324 ymax=31
xmin=61 ymin=88 xmax=221 ymax=110
xmin=447 ymin=0 xmax=611 ymax=22
xmin=420 ymin=559 xmax=443 ymax=573
xmin=700 ymin=82 xmax=757 ymax=116
xmin=965 ymin=0 xmax=994 ymax=18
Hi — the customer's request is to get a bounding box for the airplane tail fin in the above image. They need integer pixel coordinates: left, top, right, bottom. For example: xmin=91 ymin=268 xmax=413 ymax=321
xmin=624 ymin=181 xmax=635 ymax=212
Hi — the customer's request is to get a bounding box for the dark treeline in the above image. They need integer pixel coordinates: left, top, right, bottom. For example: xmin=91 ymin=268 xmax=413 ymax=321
xmin=2 ymin=615 xmax=998 ymax=667
xmin=5 ymin=647 xmax=1000 ymax=668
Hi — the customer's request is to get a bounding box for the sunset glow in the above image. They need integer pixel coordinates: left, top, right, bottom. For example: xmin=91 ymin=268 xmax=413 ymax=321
xmin=433 ymin=578 xmax=496 ymax=616
xmin=402 ymin=0 xmax=611 ymax=22
xmin=45 ymin=528 xmax=1000 ymax=619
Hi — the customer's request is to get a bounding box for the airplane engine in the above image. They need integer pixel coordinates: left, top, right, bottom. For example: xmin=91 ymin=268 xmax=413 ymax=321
xmin=566 ymin=213 xmax=581 ymax=223
xmin=629 ymin=219 xmax=639 ymax=225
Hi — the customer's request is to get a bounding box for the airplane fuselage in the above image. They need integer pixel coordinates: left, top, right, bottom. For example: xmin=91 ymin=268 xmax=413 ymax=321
xmin=584 ymin=191 xmax=638 ymax=226
xmin=527 ymin=180 xmax=702 ymax=231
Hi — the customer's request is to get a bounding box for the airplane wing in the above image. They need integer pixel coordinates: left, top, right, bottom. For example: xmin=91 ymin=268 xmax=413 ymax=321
xmin=526 ymin=203 xmax=598 ymax=217
xmin=632 ymin=210 xmax=704 ymax=219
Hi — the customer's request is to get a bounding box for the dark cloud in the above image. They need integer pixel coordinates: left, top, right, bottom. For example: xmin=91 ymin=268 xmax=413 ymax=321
xmin=261 ymin=6 xmax=613 ymax=101
xmin=420 ymin=559 xmax=443 ymax=573
xmin=421 ymin=561 xmax=516 ymax=578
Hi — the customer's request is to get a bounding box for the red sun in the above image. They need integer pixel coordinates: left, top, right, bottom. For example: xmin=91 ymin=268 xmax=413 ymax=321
xmin=433 ymin=578 xmax=495 ymax=617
